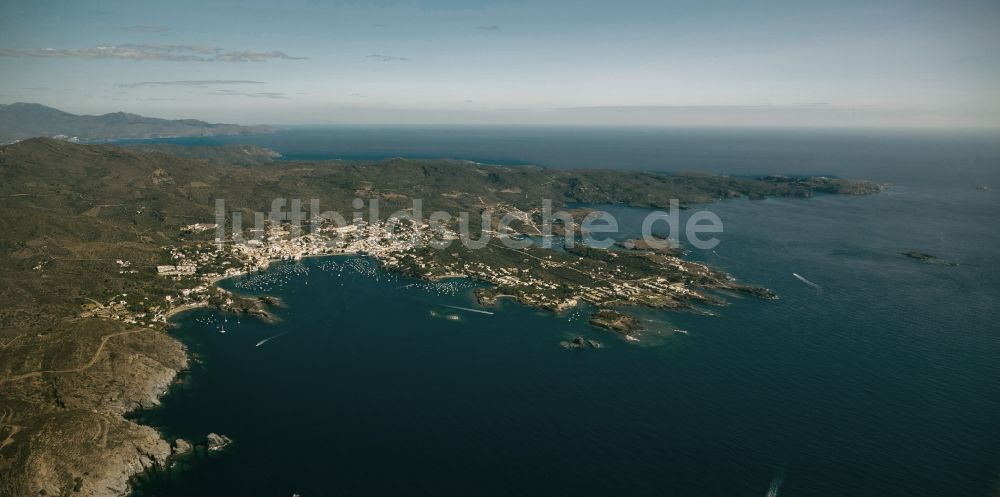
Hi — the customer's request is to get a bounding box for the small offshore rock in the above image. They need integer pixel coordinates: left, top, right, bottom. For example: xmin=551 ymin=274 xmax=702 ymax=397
xmin=206 ymin=433 xmax=233 ymax=451
xmin=560 ymin=336 xmax=602 ymax=349
xmin=902 ymin=251 xmax=958 ymax=266
xmin=172 ymin=438 xmax=192 ymax=455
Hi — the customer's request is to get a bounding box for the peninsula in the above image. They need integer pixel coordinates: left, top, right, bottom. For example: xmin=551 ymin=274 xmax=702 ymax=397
xmin=0 ymin=103 xmax=273 ymax=145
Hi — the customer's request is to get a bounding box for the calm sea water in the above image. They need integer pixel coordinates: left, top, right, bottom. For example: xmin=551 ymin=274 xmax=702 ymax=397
xmin=118 ymin=126 xmax=1000 ymax=187
xmin=129 ymin=127 xmax=1000 ymax=497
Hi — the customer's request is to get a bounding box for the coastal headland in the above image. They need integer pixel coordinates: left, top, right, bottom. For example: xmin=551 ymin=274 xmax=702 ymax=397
xmin=0 ymin=138 xmax=882 ymax=496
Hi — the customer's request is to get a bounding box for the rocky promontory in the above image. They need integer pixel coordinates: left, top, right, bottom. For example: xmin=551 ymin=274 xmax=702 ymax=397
xmin=588 ymin=309 xmax=643 ymax=335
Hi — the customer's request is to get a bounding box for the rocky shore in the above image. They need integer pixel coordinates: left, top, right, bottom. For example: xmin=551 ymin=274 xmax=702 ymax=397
xmin=0 ymin=328 xmax=188 ymax=497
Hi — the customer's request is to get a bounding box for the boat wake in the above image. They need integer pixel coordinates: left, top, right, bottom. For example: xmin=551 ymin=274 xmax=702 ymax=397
xmin=792 ymin=273 xmax=823 ymax=295
xmin=256 ymin=332 xmax=289 ymax=347
xmin=765 ymin=467 xmax=785 ymax=497
xmin=443 ymin=304 xmax=494 ymax=315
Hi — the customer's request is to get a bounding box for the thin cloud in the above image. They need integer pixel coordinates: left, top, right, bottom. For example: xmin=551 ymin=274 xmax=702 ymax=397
xmin=210 ymin=89 xmax=286 ymax=99
xmin=122 ymin=25 xmax=169 ymax=33
xmin=116 ymin=80 xmax=266 ymax=88
xmin=0 ymin=44 xmax=305 ymax=62
xmin=478 ymin=25 xmax=501 ymax=31
xmin=558 ymin=105 xmax=792 ymax=111
xmin=366 ymin=54 xmax=408 ymax=62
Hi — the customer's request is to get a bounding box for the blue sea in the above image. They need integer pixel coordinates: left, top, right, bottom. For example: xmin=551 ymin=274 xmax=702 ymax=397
xmin=127 ymin=127 xmax=1000 ymax=497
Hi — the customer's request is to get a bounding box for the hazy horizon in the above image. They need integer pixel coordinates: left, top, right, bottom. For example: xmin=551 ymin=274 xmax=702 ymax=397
xmin=2 ymin=0 xmax=999 ymax=128
xmin=10 ymin=101 xmax=1000 ymax=130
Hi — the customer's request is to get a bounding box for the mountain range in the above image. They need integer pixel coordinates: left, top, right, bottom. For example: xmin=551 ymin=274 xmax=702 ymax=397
xmin=0 ymin=103 xmax=272 ymax=144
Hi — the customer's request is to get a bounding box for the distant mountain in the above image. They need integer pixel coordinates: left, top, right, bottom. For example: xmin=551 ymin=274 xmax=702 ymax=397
xmin=0 ymin=102 xmax=273 ymax=143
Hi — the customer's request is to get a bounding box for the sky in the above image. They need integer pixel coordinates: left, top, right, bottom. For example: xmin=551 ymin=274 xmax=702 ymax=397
xmin=1 ymin=0 xmax=998 ymax=127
